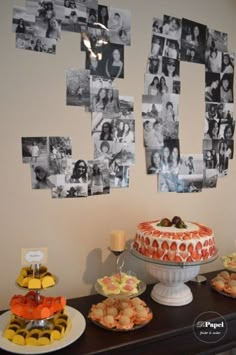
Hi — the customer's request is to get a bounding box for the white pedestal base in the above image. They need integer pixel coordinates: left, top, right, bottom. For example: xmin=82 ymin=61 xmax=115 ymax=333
xmin=147 ymin=263 xmax=200 ymax=306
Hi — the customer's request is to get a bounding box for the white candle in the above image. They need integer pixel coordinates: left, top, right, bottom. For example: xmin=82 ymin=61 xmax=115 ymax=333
xmin=110 ymin=230 xmax=126 ymax=252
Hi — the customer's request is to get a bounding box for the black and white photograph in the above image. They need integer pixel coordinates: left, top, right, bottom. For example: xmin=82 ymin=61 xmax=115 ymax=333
xmin=113 ymin=118 xmax=135 ymax=143
xmin=109 ymin=163 xmax=129 ymax=188
xmin=163 ymin=38 xmax=180 ymax=60
xmin=178 ymin=153 xmax=203 ymax=176
xmin=144 ymin=74 xmax=162 ymax=100
xmin=119 ymin=96 xmax=134 ymax=119
xmin=203 ymin=169 xmax=218 ymax=189
xmin=177 ymin=154 xmax=203 ymax=192
xmin=85 ymin=51 xmax=105 ymax=76
xmin=146 ymin=56 xmax=162 ymax=75
xmin=145 ymin=148 xmax=162 ymax=174
xmin=97 ymin=4 xmax=109 ymax=27
xmin=107 ymin=7 xmax=131 ymax=46
xmin=62 ymin=3 xmax=87 ymax=32
xmin=150 ymin=34 xmax=165 ymax=58
xmin=66 ymin=68 xmax=90 ymax=107
xmin=159 ymin=172 xmax=178 ymax=192
xmin=221 ymin=52 xmax=234 ymax=75
xmin=52 ymin=182 xmax=88 ymax=198
xmin=90 ymin=86 xmax=119 ymax=113
xmin=92 ymin=116 xmax=114 ymax=141
xmin=16 ymin=34 xmax=57 ymax=53
xmin=217 ymin=139 xmax=234 ymax=177
xmin=93 ymin=139 xmax=114 ymax=162
xmin=12 ymin=7 xmax=35 ymax=35
xmin=30 ymin=15 xmax=61 ymax=40
xmin=206 ymin=28 xmax=228 ymax=53
xmin=203 ymin=139 xmax=218 ymax=170
xmin=65 ymin=159 xmax=88 ymax=183
xmin=152 ymin=18 xmax=163 ymax=35
xmin=162 ymin=15 xmax=182 ymax=40
xmin=26 ymin=0 xmax=65 ymax=21
xmin=159 ymin=139 xmax=181 ymax=175
xmin=205 ymin=72 xmax=220 ymax=102
xmin=220 ymin=73 xmax=234 ymax=103
xmin=90 ymin=74 xmax=114 ymax=91
xmin=49 ymin=136 xmax=72 ymax=174
xmin=87 ymin=159 xmax=110 ymax=195
xmin=142 ymin=102 xmax=162 ymax=120
xmin=22 ymin=137 xmax=48 ymax=164
xmin=181 ymin=18 xmax=206 ymax=64
xmin=103 ymin=43 xmax=124 ymax=79
xmin=205 ymin=48 xmax=222 ymax=73
xmin=109 ymin=142 xmax=135 ymax=166
xmin=30 ymin=162 xmax=57 ymax=190
xmin=81 ymin=24 xmax=109 ymax=52
xmin=143 ymin=118 xmax=164 ymax=149
xmin=161 ymin=57 xmax=180 ymax=79
xmin=177 ymin=176 xmax=203 ymax=193
xmin=87 ymin=7 xmax=97 ymax=25
xmin=219 ymin=119 xmax=235 ymax=141
xmin=158 ymin=138 xmax=181 ymax=192
xmin=161 ymin=94 xmax=179 ymax=139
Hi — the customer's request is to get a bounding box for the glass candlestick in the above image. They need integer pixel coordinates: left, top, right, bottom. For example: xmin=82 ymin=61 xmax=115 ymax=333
xmin=109 ymin=248 xmax=125 ymax=276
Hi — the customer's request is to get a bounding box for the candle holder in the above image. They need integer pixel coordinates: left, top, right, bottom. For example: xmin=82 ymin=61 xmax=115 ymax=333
xmin=109 ymin=248 xmax=126 ymax=276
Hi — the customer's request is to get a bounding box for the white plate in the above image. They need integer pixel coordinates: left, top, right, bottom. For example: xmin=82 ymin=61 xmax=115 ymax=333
xmin=0 ymin=306 xmax=86 ymax=354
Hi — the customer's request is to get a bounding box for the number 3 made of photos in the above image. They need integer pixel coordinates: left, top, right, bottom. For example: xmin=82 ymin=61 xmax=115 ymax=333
xmin=143 ymin=16 xmax=235 ymax=193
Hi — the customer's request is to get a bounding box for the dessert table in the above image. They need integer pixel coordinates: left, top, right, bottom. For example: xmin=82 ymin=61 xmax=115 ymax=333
xmin=1 ymin=270 xmax=236 ymax=355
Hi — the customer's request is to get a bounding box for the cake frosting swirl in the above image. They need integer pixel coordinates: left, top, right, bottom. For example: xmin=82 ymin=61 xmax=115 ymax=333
xmin=133 ymin=219 xmax=216 ymax=262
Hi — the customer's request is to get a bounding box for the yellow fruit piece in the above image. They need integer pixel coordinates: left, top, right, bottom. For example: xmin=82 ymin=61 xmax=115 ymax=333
xmin=3 ymin=326 xmax=18 ymax=340
xmin=37 ymin=330 xmax=54 ymax=346
xmin=22 ymin=277 xmax=30 ymax=287
xmin=51 ymin=326 xmax=62 ymax=340
xmin=41 ymin=275 xmax=55 ymax=288
xmin=26 ymin=331 xmax=40 ymax=346
xmin=28 ymin=278 xmax=41 ymax=289
xmin=12 ymin=330 xmax=28 ymax=345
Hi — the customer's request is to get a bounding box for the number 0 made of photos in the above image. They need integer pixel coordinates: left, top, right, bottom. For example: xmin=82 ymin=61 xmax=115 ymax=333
xmin=142 ymin=15 xmax=234 ymax=193
xmin=16 ymin=0 xmax=135 ymax=199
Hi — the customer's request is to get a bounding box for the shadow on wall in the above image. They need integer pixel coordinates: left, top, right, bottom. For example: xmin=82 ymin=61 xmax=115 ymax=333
xmin=82 ymin=241 xmax=156 ymax=294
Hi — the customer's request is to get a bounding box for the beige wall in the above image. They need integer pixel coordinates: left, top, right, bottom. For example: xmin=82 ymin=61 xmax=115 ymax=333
xmin=0 ymin=0 xmax=235 ymax=310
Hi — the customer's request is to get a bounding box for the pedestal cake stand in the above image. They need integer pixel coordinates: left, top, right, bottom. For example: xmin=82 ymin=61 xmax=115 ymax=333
xmin=130 ymin=245 xmax=218 ymax=306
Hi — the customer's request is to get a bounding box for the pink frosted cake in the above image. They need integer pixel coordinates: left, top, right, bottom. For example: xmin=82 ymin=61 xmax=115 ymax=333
xmin=133 ymin=217 xmax=216 ymax=263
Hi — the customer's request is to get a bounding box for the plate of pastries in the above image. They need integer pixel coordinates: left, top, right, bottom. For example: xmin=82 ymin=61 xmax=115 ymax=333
xmin=211 ymin=270 xmax=236 ymax=298
xmin=88 ymin=297 xmax=153 ymax=331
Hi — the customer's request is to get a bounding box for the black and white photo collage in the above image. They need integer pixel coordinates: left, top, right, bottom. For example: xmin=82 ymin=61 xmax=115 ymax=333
xmin=204 ymin=28 xmax=234 ymax=182
xmin=12 ymin=0 xmax=98 ymax=54
xmin=12 ymin=1 xmax=131 ymax=55
xmin=19 ymin=2 xmax=134 ymax=198
xmin=142 ymin=15 xmax=235 ymax=193
xmin=64 ymin=3 xmax=134 ymax=195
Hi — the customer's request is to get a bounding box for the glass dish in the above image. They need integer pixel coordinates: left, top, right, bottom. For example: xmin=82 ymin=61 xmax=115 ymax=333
xmin=130 ymin=243 xmax=218 ymax=267
xmin=95 ymin=279 xmax=146 ymax=299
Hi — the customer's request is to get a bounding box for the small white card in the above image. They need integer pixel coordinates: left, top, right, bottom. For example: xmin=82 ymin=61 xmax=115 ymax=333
xmin=21 ymin=247 xmax=48 ymax=265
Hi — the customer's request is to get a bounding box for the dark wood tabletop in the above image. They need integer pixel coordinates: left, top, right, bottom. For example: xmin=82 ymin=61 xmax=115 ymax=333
xmin=1 ymin=270 xmax=236 ymax=355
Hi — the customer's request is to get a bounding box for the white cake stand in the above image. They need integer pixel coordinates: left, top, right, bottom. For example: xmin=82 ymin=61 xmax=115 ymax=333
xmin=130 ymin=246 xmax=218 ymax=307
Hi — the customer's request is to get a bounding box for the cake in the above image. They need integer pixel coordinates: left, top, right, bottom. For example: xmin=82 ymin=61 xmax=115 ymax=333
xmin=133 ymin=216 xmax=216 ymax=263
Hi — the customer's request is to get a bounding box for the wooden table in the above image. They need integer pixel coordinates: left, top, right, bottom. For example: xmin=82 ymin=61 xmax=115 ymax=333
xmin=1 ymin=270 xmax=236 ymax=355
